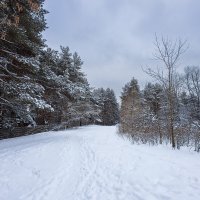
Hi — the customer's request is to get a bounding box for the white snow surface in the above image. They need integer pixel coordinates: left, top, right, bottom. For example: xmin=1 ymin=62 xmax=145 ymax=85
xmin=0 ymin=125 xmax=200 ymax=200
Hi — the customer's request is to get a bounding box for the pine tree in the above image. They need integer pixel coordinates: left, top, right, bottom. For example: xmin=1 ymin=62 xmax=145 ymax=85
xmin=102 ymin=88 xmax=119 ymax=125
xmin=143 ymin=83 xmax=163 ymax=143
xmin=92 ymin=88 xmax=106 ymax=124
xmin=92 ymin=88 xmax=119 ymax=125
xmin=120 ymin=77 xmax=141 ymax=134
xmin=183 ymin=66 xmax=200 ymax=151
xmin=0 ymin=0 xmax=51 ymax=128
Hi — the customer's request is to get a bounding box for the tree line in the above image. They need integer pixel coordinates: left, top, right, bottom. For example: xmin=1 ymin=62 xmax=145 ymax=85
xmin=119 ymin=37 xmax=200 ymax=152
xmin=0 ymin=0 xmax=119 ymax=129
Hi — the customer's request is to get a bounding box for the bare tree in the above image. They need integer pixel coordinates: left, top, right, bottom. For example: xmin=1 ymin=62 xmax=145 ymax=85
xmin=145 ymin=35 xmax=187 ymax=149
xmin=184 ymin=66 xmax=200 ymax=151
xmin=184 ymin=66 xmax=200 ymax=120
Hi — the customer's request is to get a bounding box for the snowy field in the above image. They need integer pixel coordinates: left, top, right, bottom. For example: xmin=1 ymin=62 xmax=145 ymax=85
xmin=0 ymin=125 xmax=200 ymax=200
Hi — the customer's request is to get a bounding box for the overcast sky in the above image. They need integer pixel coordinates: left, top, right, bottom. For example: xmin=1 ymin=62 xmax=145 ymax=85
xmin=43 ymin=0 xmax=200 ymax=99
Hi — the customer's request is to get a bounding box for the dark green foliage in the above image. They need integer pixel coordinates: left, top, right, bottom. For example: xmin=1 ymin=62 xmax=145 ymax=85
xmin=0 ymin=1 xmax=102 ymax=129
xmin=93 ymin=88 xmax=119 ymax=126
xmin=0 ymin=0 xmax=49 ymax=128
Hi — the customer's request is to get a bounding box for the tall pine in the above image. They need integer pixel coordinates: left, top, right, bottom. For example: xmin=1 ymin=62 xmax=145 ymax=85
xmin=0 ymin=0 xmax=50 ymax=128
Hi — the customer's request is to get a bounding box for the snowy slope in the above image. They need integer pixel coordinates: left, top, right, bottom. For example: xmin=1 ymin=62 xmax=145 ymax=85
xmin=0 ymin=125 xmax=200 ymax=200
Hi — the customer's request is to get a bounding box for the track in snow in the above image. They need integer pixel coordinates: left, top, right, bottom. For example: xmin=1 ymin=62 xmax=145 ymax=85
xmin=0 ymin=125 xmax=200 ymax=200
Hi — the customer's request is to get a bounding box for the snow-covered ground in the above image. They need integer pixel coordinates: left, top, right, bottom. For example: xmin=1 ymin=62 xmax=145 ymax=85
xmin=0 ymin=125 xmax=199 ymax=200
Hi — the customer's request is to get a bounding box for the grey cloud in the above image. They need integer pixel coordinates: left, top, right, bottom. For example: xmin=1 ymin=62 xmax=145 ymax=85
xmin=43 ymin=0 xmax=200 ymax=100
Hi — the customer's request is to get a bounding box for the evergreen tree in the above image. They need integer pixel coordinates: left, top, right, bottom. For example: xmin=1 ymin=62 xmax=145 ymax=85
xmin=0 ymin=0 xmax=51 ymax=128
xmin=102 ymin=88 xmax=119 ymax=125
xmin=92 ymin=88 xmax=119 ymax=125
xmin=92 ymin=88 xmax=106 ymax=123
xmin=143 ymin=83 xmax=164 ymax=144
xmin=120 ymin=77 xmax=141 ymax=134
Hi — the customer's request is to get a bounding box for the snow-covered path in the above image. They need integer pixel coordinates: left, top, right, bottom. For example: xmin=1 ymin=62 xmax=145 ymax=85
xmin=0 ymin=125 xmax=200 ymax=200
